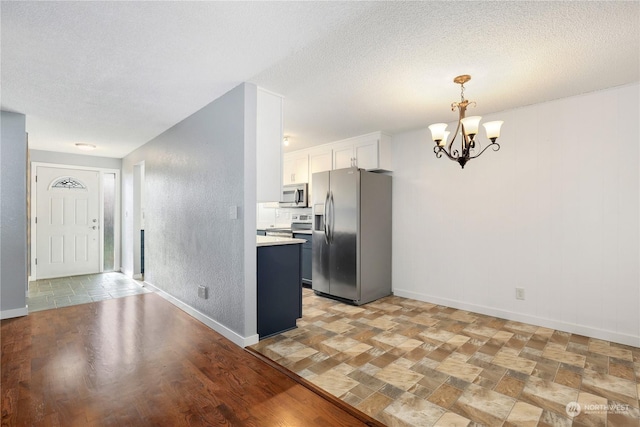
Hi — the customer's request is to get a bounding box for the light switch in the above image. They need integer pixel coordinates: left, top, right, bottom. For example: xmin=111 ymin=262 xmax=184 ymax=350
xmin=229 ymin=205 xmax=238 ymax=220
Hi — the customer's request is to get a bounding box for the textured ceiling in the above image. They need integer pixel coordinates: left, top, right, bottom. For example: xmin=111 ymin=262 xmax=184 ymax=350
xmin=2 ymin=1 xmax=639 ymax=158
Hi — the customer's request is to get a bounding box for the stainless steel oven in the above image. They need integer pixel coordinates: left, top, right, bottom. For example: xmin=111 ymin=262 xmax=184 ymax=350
xmin=279 ymin=183 xmax=308 ymax=208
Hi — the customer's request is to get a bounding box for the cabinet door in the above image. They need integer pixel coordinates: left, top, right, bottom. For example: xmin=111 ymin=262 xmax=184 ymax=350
xmin=283 ymin=153 xmax=309 ymax=185
xmin=256 ymin=88 xmax=283 ymax=202
xmin=294 ymin=233 xmax=312 ymax=285
xmin=309 ymin=149 xmax=332 ymax=198
xmin=354 ymin=138 xmax=379 ymax=170
xmin=333 ymin=144 xmax=355 ymax=169
xmin=293 ymin=155 xmax=309 ymax=184
xmin=282 ymin=155 xmax=295 ymax=185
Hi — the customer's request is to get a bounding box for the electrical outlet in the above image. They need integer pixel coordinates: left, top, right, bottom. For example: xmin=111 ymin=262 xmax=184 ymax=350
xmin=515 ymin=288 xmax=525 ymax=300
xmin=198 ymin=285 xmax=208 ymax=299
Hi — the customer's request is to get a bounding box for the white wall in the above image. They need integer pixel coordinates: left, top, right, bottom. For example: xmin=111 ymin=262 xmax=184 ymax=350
xmin=30 ymin=149 xmax=122 ymax=170
xmin=257 ymin=202 xmax=312 ymax=229
xmin=1 ymin=111 xmax=28 ymax=319
xmin=121 ymin=83 xmax=258 ymax=346
xmin=392 ymin=84 xmax=639 ymax=346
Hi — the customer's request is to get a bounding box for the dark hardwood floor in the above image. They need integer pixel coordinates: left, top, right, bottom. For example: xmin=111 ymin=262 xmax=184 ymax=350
xmin=1 ymin=292 xmax=382 ymax=426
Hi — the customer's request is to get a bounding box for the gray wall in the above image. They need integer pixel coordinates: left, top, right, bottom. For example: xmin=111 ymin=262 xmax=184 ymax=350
xmin=122 ymin=83 xmax=257 ymax=343
xmin=1 ymin=111 xmax=28 ymax=318
xmin=30 ymin=149 xmax=122 ymax=170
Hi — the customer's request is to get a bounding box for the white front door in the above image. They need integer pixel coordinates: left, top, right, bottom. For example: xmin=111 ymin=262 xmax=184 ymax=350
xmin=35 ymin=166 xmax=101 ymax=279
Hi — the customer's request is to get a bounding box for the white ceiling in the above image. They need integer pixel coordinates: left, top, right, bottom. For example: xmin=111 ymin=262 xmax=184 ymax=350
xmin=2 ymin=1 xmax=638 ymax=158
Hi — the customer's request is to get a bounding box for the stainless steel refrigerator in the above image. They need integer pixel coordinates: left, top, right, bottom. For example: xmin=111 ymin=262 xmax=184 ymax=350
xmin=312 ymin=167 xmax=392 ymax=305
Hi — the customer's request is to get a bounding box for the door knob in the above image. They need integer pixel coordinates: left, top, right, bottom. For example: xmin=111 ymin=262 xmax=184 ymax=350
xmin=91 ymin=226 xmax=98 ymax=230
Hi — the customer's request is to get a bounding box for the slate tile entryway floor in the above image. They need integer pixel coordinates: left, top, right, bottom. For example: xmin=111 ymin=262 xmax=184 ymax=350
xmin=27 ymin=272 xmax=151 ymax=312
xmin=251 ymin=288 xmax=640 ymax=427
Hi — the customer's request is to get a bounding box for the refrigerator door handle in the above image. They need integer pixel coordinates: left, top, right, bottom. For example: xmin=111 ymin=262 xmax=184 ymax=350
xmin=329 ymin=191 xmax=335 ymax=243
xmin=323 ymin=191 xmax=330 ymax=244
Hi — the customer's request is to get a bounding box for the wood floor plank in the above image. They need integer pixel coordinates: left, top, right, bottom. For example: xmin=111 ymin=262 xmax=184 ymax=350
xmin=2 ymin=293 xmax=382 ymax=426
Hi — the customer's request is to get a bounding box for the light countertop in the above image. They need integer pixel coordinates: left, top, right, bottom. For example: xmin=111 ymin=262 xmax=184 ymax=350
xmin=257 ymin=225 xmax=289 ymax=231
xmin=257 ymin=235 xmax=306 ymax=247
xmin=292 ymin=230 xmax=312 ymax=235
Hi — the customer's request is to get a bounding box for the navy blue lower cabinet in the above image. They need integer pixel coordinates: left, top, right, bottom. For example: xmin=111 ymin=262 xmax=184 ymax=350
xmin=293 ymin=233 xmax=312 ymax=286
xmin=257 ymin=243 xmax=302 ymax=339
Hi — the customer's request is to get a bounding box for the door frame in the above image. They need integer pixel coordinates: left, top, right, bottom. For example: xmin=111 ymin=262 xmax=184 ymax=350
xmin=30 ymin=162 xmax=121 ymax=280
xmin=132 ymin=161 xmax=145 ymax=279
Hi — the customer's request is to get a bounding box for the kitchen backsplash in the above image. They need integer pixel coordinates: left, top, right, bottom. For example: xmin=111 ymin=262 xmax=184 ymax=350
xmin=257 ymin=202 xmax=312 ymax=229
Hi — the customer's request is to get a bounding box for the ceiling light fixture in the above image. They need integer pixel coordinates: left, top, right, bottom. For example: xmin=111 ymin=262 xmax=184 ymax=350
xmin=283 ymin=136 xmax=290 ymax=146
xmin=75 ymin=143 xmax=96 ymax=151
xmin=429 ymin=75 xmax=503 ymax=169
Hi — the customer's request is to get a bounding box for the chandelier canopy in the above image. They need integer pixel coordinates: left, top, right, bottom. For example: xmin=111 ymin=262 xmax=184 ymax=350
xmin=429 ymin=75 xmax=503 ymax=169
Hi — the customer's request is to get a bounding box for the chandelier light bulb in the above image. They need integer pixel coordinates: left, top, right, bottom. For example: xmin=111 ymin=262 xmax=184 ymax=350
xmin=428 ymin=123 xmax=448 ymax=143
xmin=483 ymin=121 xmax=504 ymax=141
xmin=440 ymin=131 xmax=450 ymax=147
xmin=460 ymin=116 xmax=482 ymax=137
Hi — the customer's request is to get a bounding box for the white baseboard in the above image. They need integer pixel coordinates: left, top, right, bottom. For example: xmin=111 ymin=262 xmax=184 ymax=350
xmin=143 ymin=281 xmax=259 ymax=348
xmin=1 ymin=307 xmax=28 ymax=320
xmin=393 ymin=288 xmax=640 ymax=348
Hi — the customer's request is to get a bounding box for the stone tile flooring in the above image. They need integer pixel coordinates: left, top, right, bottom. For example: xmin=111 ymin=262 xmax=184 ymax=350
xmin=27 ymin=272 xmax=151 ymax=312
xmin=251 ymin=289 xmax=640 ymax=426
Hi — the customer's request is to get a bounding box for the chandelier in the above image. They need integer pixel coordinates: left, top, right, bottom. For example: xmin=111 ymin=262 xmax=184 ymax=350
xmin=428 ymin=75 xmax=503 ymax=169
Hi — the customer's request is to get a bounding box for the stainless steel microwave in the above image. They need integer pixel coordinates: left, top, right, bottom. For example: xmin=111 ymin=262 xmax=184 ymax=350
xmin=280 ymin=183 xmax=308 ymax=208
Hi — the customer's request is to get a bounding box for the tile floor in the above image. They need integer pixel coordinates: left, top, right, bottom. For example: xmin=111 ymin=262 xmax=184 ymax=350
xmin=27 ymin=272 xmax=151 ymax=312
xmin=251 ymin=289 xmax=640 ymax=427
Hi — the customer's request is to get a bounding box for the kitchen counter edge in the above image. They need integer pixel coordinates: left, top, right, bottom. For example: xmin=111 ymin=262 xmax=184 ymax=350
xmin=257 ymin=235 xmax=306 ymax=247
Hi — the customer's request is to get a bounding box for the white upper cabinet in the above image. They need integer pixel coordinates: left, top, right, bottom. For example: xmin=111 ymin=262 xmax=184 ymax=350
xmin=283 ymin=152 xmax=309 ymax=185
xmin=333 ymin=143 xmax=357 ymax=170
xmin=309 ymin=147 xmax=333 ymax=175
xmin=308 ymin=146 xmax=333 ymax=197
xmin=332 ymin=132 xmax=392 ymax=171
xmin=256 ymin=87 xmax=284 ymax=202
xmin=283 ymin=131 xmax=392 ymax=195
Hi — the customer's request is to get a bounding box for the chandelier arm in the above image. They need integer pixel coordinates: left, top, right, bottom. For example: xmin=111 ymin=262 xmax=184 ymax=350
xmin=469 ymin=141 xmax=501 ymax=159
xmin=446 ymin=105 xmax=464 ymax=153
xmin=434 ymin=145 xmax=458 ymax=161
xmin=447 ymin=122 xmax=462 ymax=152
